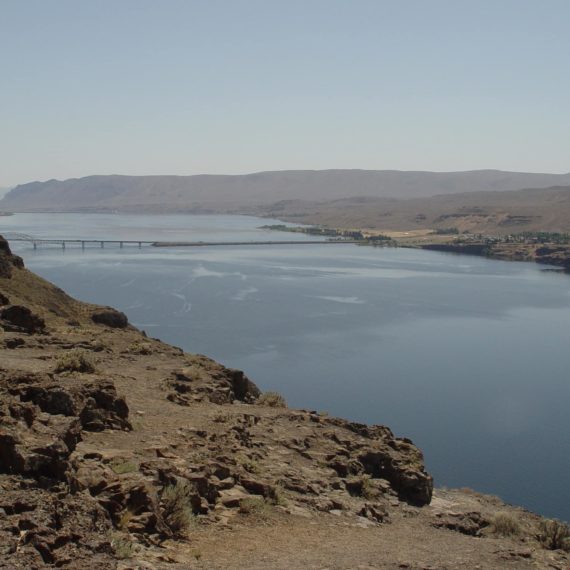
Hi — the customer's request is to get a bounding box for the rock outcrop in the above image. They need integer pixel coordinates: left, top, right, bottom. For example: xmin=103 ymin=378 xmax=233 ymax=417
xmin=0 ymin=305 xmax=46 ymax=334
xmin=0 ymin=236 xmax=23 ymax=278
xmin=91 ymin=308 xmax=129 ymax=329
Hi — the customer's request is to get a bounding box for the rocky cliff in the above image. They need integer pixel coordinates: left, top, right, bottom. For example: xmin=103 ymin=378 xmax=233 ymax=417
xmin=0 ymin=236 xmax=568 ymax=569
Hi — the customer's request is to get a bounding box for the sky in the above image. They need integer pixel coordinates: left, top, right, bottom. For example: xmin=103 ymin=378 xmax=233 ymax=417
xmin=1 ymin=0 xmax=569 ymax=186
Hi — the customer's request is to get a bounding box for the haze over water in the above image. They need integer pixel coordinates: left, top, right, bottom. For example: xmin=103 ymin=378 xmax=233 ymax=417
xmin=3 ymin=213 xmax=570 ymax=522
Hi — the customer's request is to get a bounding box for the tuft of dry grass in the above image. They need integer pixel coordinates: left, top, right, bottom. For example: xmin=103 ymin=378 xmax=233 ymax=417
xmin=489 ymin=513 xmax=522 ymax=537
xmin=128 ymin=341 xmax=153 ymax=355
xmin=110 ymin=533 xmax=133 ymax=559
xmin=257 ymin=391 xmax=287 ymax=408
xmin=212 ymin=411 xmax=232 ymax=423
xmin=269 ymin=484 xmax=288 ymax=506
xmin=117 ymin=509 xmax=135 ymax=531
xmin=54 ymin=348 xmax=96 ymax=373
xmin=239 ymin=497 xmax=270 ymax=517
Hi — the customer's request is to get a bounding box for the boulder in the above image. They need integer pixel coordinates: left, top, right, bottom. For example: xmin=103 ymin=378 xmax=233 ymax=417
xmin=358 ymin=449 xmax=433 ymax=507
xmin=0 ymin=305 xmax=45 ymax=334
xmin=91 ymin=307 xmax=129 ymax=328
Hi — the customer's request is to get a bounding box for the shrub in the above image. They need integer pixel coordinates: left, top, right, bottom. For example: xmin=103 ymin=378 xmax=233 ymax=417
xmin=54 ymin=348 xmax=96 ymax=373
xmin=238 ymin=497 xmax=269 ymax=516
xmin=490 ymin=513 xmax=522 ymax=537
xmin=160 ymin=480 xmax=196 ymax=535
xmin=257 ymin=391 xmax=287 ymax=408
xmin=537 ymin=519 xmax=570 ymax=551
xmin=361 ymin=477 xmax=377 ymax=501
xmin=110 ymin=460 xmax=138 ymax=475
xmin=236 ymin=454 xmax=261 ymax=474
xmin=212 ymin=411 xmax=231 ymax=423
xmin=269 ymin=484 xmax=288 ymax=506
xmin=91 ymin=338 xmax=109 ymax=352
xmin=117 ymin=509 xmax=135 ymax=531
xmin=128 ymin=341 xmax=152 ymax=355
xmin=110 ymin=533 xmax=133 ymax=559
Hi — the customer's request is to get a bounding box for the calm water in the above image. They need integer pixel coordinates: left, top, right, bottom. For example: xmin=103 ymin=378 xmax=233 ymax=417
xmin=2 ymin=213 xmax=570 ymax=521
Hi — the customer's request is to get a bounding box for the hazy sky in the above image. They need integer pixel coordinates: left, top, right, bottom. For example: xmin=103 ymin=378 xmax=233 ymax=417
xmin=1 ymin=0 xmax=569 ymax=186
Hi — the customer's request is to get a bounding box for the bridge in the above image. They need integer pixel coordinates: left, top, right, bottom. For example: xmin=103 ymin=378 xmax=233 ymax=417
xmin=3 ymin=233 xmax=360 ymax=250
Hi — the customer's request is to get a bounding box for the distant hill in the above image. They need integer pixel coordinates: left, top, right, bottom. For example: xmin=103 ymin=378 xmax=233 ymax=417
xmin=3 ymin=170 xmax=570 ymax=213
xmin=255 ymin=185 xmax=570 ymax=234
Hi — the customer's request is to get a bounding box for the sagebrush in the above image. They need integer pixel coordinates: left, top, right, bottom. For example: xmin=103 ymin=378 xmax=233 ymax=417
xmin=537 ymin=518 xmax=570 ymax=551
xmin=257 ymin=391 xmax=287 ymax=408
xmin=160 ymin=480 xmax=196 ymax=535
xmin=54 ymin=349 xmax=96 ymax=373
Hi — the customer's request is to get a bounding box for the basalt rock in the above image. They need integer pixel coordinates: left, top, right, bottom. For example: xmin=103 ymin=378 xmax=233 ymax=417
xmin=0 ymin=236 xmax=24 ymax=279
xmin=165 ymin=364 xmax=260 ymax=405
xmin=0 ymin=373 xmax=131 ymax=481
xmin=0 ymin=485 xmax=115 ymax=569
xmin=0 ymin=305 xmax=45 ymax=334
xmin=91 ymin=307 xmax=129 ymax=329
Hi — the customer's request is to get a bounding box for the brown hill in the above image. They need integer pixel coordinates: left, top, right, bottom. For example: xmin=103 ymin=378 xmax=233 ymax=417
xmin=255 ymin=185 xmax=570 ymax=234
xmin=3 ymin=170 xmax=570 ymax=213
xmin=1 ymin=236 xmax=568 ymax=569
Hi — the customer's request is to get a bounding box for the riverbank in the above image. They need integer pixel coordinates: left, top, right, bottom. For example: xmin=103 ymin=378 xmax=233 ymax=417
xmin=262 ymin=223 xmax=570 ymax=271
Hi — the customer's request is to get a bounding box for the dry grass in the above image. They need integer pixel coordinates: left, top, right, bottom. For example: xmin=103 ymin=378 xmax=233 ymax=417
xmin=239 ymin=497 xmax=270 ymax=517
xmin=257 ymin=391 xmax=287 ymax=408
xmin=237 ymin=454 xmax=261 ymax=474
xmin=110 ymin=460 xmax=138 ymax=475
xmin=537 ymin=519 xmax=570 ymax=551
xmin=489 ymin=513 xmax=522 ymax=537
xmin=128 ymin=341 xmax=153 ymax=355
xmin=117 ymin=509 xmax=135 ymax=531
xmin=161 ymin=480 xmax=197 ymax=535
xmin=110 ymin=533 xmax=133 ymax=559
xmin=269 ymin=484 xmax=288 ymax=507
xmin=54 ymin=348 xmax=96 ymax=373
xmin=212 ymin=411 xmax=232 ymax=423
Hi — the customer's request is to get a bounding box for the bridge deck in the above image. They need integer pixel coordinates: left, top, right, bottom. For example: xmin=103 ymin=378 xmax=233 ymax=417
xmin=6 ymin=237 xmax=361 ymax=248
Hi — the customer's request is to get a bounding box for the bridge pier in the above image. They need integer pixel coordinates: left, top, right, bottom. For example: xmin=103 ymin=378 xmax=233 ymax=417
xmin=62 ymin=242 xmax=65 ymax=250
xmin=100 ymin=241 xmax=104 ymax=248
xmin=33 ymin=241 xmax=37 ymax=250
xmin=138 ymin=241 xmax=142 ymax=248
xmin=120 ymin=241 xmax=123 ymax=248
xmin=82 ymin=241 xmax=85 ymax=250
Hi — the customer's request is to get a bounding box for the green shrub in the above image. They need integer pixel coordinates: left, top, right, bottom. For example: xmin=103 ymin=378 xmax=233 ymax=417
xmin=537 ymin=519 xmax=570 ymax=551
xmin=110 ymin=533 xmax=133 ymax=559
xmin=110 ymin=460 xmax=138 ymax=475
xmin=54 ymin=349 xmax=96 ymax=373
xmin=257 ymin=391 xmax=287 ymax=408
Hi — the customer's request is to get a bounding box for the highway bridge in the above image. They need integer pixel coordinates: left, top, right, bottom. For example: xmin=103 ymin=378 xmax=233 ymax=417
xmin=3 ymin=233 xmax=360 ymax=249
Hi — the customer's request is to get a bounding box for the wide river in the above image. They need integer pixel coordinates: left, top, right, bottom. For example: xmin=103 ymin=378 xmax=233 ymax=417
xmin=2 ymin=213 xmax=569 ymax=522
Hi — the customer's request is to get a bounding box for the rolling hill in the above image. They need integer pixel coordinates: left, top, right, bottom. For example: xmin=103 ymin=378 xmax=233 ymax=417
xmin=3 ymin=169 xmax=570 ymax=213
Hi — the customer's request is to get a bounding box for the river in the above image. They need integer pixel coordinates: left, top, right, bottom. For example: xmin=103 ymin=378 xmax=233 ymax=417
xmin=2 ymin=213 xmax=569 ymax=522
